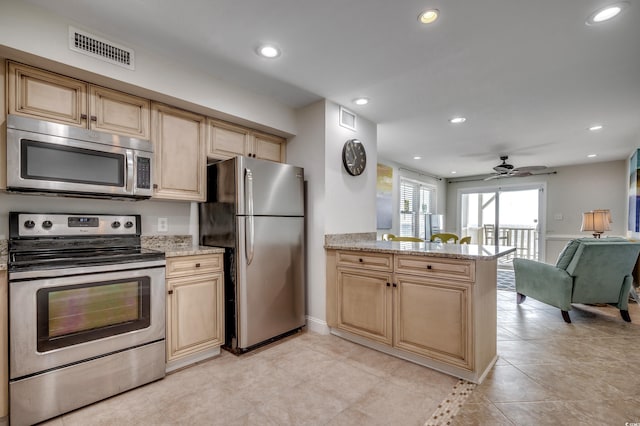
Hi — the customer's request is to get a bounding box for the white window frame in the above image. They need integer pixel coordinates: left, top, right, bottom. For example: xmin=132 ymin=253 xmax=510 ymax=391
xmin=399 ymin=177 xmax=436 ymax=238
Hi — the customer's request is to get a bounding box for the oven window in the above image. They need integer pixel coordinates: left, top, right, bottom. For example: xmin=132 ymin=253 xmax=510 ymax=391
xmin=22 ymin=139 xmax=125 ymax=186
xmin=37 ymin=278 xmax=151 ymax=352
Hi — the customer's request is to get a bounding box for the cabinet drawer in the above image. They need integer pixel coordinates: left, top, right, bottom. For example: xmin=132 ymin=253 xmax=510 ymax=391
xmin=336 ymin=251 xmax=393 ymax=271
xmin=166 ymin=254 xmax=223 ymax=278
xmin=395 ymin=255 xmax=475 ymax=282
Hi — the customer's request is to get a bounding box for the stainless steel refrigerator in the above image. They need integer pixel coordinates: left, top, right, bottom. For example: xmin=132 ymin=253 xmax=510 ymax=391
xmin=199 ymin=156 xmax=305 ymax=353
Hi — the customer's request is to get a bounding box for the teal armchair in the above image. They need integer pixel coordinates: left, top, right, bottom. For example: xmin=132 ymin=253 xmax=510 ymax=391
xmin=513 ymin=238 xmax=640 ymax=323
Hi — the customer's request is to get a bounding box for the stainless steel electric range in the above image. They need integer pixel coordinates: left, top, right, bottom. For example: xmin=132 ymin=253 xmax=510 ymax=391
xmin=7 ymin=212 xmax=166 ymax=426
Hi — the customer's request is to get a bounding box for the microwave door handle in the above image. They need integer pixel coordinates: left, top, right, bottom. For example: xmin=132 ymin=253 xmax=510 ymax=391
xmin=125 ymin=150 xmax=134 ymax=193
xmin=245 ymin=168 xmax=255 ymax=266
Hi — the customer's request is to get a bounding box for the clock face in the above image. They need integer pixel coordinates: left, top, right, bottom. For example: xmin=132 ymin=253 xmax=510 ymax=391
xmin=342 ymin=139 xmax=367 ymax=176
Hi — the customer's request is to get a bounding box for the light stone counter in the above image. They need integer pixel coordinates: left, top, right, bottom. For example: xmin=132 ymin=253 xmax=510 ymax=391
xmin=324 ymin=239 xmax=515 ymax=260
xmin=141 ymin=235 xmax=224 ymax=258
xmin=163 ymin=246 xmax=225 ymax=257
xmin=0 ymin=240 xmax=7 ymax=270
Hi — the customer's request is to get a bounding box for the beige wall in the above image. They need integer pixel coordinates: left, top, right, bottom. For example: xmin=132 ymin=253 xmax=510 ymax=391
xmin=446 ymin=160 xmax=627 ymax=263
xmin=288 ymin=100 xmax=378 ymax=332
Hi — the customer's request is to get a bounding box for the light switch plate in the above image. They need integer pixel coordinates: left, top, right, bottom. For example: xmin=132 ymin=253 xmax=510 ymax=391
xmin=554 ymin=213 xmax=563 ymax=221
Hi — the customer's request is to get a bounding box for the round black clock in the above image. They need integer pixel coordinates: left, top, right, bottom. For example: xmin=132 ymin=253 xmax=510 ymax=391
xmin=342 ymin=139 xmax=367 ymax=176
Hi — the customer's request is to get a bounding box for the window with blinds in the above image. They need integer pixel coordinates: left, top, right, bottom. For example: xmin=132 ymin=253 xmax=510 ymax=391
xmin=399 ymin=178 xmax=436 ymax=238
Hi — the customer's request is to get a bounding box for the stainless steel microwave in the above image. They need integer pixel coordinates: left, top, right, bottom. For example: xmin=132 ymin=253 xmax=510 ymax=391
xmin=6 ymin=115 xmax=154 ymax=200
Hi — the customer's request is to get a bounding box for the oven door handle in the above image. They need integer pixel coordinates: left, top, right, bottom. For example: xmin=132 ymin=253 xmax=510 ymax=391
xmin=245 ymin=168 xmax=254 ymax=266
xmin=125 ymin=150 xmax=134 ymax=193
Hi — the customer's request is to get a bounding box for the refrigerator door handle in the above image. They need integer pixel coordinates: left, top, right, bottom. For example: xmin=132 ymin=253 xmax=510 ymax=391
xmin=245 ymin=168 xmax=255 ymax=265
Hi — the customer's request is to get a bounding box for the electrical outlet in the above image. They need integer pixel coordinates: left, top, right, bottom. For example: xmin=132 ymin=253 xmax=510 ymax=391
xmin=554 ymin=213 xmax=563 ymax=221
xmin=158 ymin=217 xmax=168 ymax=232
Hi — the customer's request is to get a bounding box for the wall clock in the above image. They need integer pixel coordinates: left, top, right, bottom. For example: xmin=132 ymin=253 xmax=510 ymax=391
xmin=342 ymin=139 xmax=366 ymax=176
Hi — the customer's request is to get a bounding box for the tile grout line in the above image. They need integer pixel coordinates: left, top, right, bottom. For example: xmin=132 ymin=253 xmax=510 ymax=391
xmin=424 ymin=379 xmax=477 ymax=426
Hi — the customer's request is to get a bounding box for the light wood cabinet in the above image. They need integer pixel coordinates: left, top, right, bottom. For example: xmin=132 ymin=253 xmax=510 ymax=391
xmin=394 ymin=275 xmax=472 ymax=369
xmin=151 ymin=103 xmax=206 ymax=201
xmin=207 ymin=118 xmax=286 ymax=163
xmin=336 ymin=267 xmax=393 ymax=345
xmin=327 ymin=249 xmax=497 ymax=383
xmin=7 ymin=62 xmax=150 ymax=139
xmin=0 ymin=270 xmax=7 ymax=417
xmin=165 ymin=254 xmax=224 ymax=371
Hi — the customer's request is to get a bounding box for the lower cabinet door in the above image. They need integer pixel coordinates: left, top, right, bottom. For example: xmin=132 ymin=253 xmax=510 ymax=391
xmin=394 ymin=275 xmax=472 ymax=369
xmin=166 ymin=272 xmax=223 ymax=361
xmin=336 ymin=268 xmax=393 ymax=345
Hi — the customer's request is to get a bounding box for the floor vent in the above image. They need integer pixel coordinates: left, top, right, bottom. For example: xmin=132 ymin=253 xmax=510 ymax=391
xmin=68 ymin=26 xmax=135 ymax=70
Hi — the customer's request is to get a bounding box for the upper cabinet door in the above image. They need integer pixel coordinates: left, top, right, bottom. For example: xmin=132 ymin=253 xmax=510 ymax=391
xmin=207 ymin=118 xmax=250 ymax=160
xmin=8 ymin=62 xmax=87 ymax=127
xmin=151 ymin=103 xmax=206 ymax=201
xmin=89 ymin=86 xmax=150 ymax=139
xmin=207 ymin=118 xmax=286 ymax=163
xmin=253 ymin=131 xmax=286 ymax=163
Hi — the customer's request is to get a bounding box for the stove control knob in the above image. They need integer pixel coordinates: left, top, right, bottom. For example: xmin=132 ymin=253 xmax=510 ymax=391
xmin=42 ymin=220 xmax=53 ymax=229
xmin=24 ymin=220 xmax=36 ymax=229
xmin=124 ymin=221 xmax=134 ymax=229
xmin=111 ymin=221 xmax=121 ymax=229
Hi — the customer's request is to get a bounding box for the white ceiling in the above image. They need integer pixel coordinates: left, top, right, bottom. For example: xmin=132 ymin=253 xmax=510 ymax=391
xmin=25 ymin=0 xmax=640 ymax=178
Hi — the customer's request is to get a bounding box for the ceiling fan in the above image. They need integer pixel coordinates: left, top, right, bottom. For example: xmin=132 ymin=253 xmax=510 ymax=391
xmin=484 ymin=156 xmax=547 ymax=180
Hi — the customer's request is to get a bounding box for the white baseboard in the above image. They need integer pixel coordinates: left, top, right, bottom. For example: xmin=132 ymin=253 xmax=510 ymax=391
xmin=305 ymin=315 xmax=330 ymax=335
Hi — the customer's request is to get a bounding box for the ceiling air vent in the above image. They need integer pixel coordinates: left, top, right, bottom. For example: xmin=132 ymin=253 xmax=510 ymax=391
xmin=68 ymin=26 xmax=135 ymax=70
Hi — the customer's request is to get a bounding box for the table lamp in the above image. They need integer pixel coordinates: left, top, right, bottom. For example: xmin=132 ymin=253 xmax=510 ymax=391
xmin=580 ymin=209 xmax=611 ymax=238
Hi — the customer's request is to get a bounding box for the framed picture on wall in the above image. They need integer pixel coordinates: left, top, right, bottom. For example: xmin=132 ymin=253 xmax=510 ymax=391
xmin=376 ymin=163 xmax=393 ymax=229
xmin=629 ymin=149 xmax=640 ymax=232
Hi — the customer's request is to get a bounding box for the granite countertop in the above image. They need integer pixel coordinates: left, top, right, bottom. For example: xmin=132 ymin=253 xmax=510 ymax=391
xmin=324 ymin=240 xmax=516 ymax=260
xmin=140 ymin=235 xmax=224 ymax=258
xmin=0 ymin=256 xmax=7 ymax=272
xmin=163 ymin=246 xmax=225 ymax=258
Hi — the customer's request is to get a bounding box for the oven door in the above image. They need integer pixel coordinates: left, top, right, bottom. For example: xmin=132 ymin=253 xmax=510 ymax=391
xmin=9 ymin=263 xmax=165 ymax=380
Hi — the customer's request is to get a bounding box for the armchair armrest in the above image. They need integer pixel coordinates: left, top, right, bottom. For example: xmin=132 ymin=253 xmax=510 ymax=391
xmin=513 ymin=258 xmax=573 ymax=310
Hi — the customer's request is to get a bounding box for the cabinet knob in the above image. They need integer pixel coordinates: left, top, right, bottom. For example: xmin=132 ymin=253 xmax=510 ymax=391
xmin=427 ymin=265 xmax=432 ymax=270
xmin=90 ymin=115 xmax=97 ymax=122
xmin=386 ymin=282 xmax=390 ymax=287
xmin=358 ymin=258 xmax=363 ymax=263
xmin=80 ymin=114 xmax=88 ymax=120
xmin=195 ymin=263 xmax=201 ymax=268
xmin=153 ymin=184 xmax=158 ymax=189
xmin=392 ymin=283 xmax=397 ymax=287
xmin=168 ymin=290 xmax=174 ymax=295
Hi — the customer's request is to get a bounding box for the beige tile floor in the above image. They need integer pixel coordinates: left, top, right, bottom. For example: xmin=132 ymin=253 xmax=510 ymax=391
xmin=453 ymin=290 xmax=640 ymax=425
xmin=40 ymin=291 xmax=640 ymax=426
xmin=42 ymin=330 xmax=459 ymax=425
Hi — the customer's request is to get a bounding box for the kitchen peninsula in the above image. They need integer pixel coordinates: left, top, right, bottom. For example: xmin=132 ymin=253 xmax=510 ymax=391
xmin=325 ymin=234 xmax=515 ymax=383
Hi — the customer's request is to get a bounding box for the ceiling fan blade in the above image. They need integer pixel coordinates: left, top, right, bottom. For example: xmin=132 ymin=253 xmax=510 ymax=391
xmin=510 ymin=170 xmax=532 ymax=177
xmin=483 ymin=174 xmax=502 ymax=181
xmin=512 ymin=165 xmax=546 ymax=173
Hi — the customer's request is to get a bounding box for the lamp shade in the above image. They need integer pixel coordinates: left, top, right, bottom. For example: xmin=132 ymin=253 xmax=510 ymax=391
xmin=581 ymin=209 xmax=611 ymax=236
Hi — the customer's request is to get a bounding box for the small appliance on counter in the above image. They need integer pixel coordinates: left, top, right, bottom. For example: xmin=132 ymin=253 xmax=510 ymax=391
xmin=7 ymin=212 xmax=166 ymax=426
xmin=200 ymin=156 xmax=306 ymax=353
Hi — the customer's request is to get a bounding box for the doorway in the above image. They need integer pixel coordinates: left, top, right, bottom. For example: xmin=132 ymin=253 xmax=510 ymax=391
xmin=459 ymin=184 xmax=545 ymax=268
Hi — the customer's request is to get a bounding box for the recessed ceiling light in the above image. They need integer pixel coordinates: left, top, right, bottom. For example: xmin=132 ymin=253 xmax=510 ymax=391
xmin=589 ymin=124 xmax=603 ymax=131
xmin=418 ymin=9 xmax=439 ymax=24
xmin=449 ymin=117 xmax=466 ymax=124
xmin=257 ymin=44 xmax=281 ymax=58
xmin=586 ymin=3 xmax=627 ymax=25
xmin=413 ymin=156 xmax=422 ymax=160
xmin=588 ymin=154 xmax=598 ymax=158
xmin=353 ymin=97 xmax=369 ymax=106
xmin=451 ymin=171 xmax=457 ymax=174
